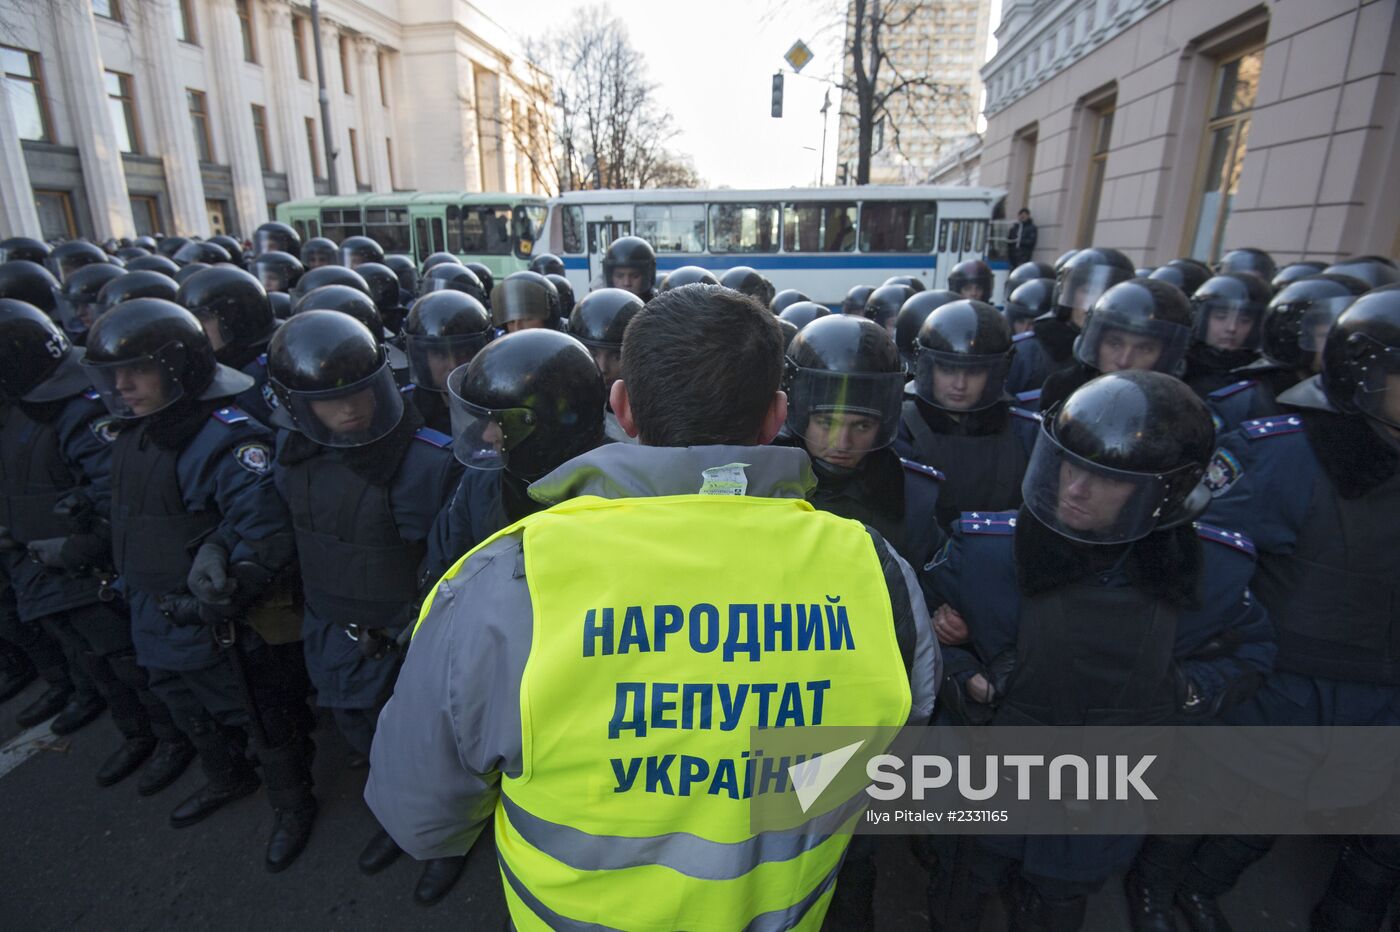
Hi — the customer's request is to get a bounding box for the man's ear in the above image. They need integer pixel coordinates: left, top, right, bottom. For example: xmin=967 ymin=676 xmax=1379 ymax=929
xmin=610 ymin=380 xmax=641 ymax=438
xmin=757 ymin=390 xmax=788 ymax=444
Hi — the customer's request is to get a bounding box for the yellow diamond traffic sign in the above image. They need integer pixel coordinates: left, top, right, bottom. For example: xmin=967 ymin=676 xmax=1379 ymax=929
xmin=784 ymin=40 xmax=814 ymax=74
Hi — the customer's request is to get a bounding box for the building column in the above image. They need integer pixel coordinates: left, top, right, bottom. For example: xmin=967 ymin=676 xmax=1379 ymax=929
xmin=133 ymin=0 xmax=207 ymax=236
xmin=205 ymin=0 xmax=268 ymax=235
xmin=263 ymin=0 xmax=314 ymax=199
xmin=381 ymin=51 xmax=411 ymax=189
xmin=0 ymin=74 xmax=41 ymax=237
xmin=354 ymin=36 xmax=391 ymax=192
xmin=52 ymin=0 xmax=134 ymax=240
xmin=320 ymin=18 xmax=356 ymax=194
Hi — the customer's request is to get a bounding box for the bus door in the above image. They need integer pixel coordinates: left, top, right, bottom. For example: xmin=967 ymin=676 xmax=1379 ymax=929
xmin=935 ymin=218 xmax=965 ymax=290
xmin=586 ymin=217 xmax=631 ymax=286
xmin=410 ymin=213 xmax=446 ymax=264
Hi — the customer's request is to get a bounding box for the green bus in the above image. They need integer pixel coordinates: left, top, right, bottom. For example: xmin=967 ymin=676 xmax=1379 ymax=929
xmin=275 ymin=192 xmax=550 ymax=278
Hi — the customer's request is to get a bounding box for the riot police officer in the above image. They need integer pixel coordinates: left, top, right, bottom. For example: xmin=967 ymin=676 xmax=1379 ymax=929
xmin=126 ymin=254 xmax=181 ymax=278
xmin=1322 ymin=255 xmax=1399 ymax=290
xmin=209 ymin=235 xmax=245 ymax=268
xmin=1216 ymin=246 xmax=1276 ymax=283
xmin=1003 ymin=278 xmax=1055 ymax=339
xmin=420 ymin=251 xmax=461 ymax=274
xmin=80 ymin=298 xmax=310 ymax=870
xmin=567 ymin=288 xmax=645 ymax=442
xmin=927 ymin=370 xmax=1273 ymax=932
xmin=721 ymin=266 xmax=776 ymax=307
xmin=96 ymin=270 xmax=179 ymax=320
xmin=894 ymin=289 xmax=960 ymax=370
xmin=251 ymin=222 xmax=301 ymax=259
xmin=173 ymin=241 xmax=231 ymax=268
xmin=250 ymin=251 xmax=304 ymax=296
xmin=47 ymin=241 xmax=109 ymax=283
xmin=771 ymin=288 xmax=810 ymax=315
xmin=491 ymin=270 xmax=561 ymax=333
xmin=0 ymin=237 xmax=51 ymax=264
xmin=288 ymin=264 xmax=370 ymax=309
xmin=177 ymin=266 xmax=281 ymax=427
xmin=299 ymin=237 xmax=339 ymax=270
xmin=545 ymin=272 xmax=575 ymax=319
xmin=778 ymin=300 xmax=830 ymax=332
xmin=841 ymin=284 xmax=876 ymax=316
xmin=1148 ymin=258 xmax=1212 ymax=299
xmin=53 ymin=263 xmax=125 ymax=341
xmin=896 ymin=299 xmax=1039 ymax=527
xmin=338 ymin=235 xmax=384 ymax=269
xmin=660 ymin=266 xmax=719 ymax=291
xmin=418 ymin=263 xmax=488 ymax=305
xmin=864 ymin=283 xmax=914 ymax=335
xmin=266 ymin=310 xmax=464 ymax=900
xmin=0 ymin=259 xmax=61 ymax=312
xmin=463 ymin=262 xmax=494 ymax=306
xmin=352 ymin=262 xmax=410 ymax=334
xmin=948 ymin=259 xmax=993 ymax=301
xmin=883 ymin=274 xmax=926 ymax=293
xmin=599 ymin=236 xmax=656 ymax=301
xmin=1271 ymin=261 xmax=1326 ymax=292
xmin=528 ymin=253 xmax=565 ymax=277
xmin=384 ymin=254 xmax=420 ymax=307
xmin=1182 ymin=272 xmax=1272 ymax=397
xmin=1006 ymin=261 xmax=1055 ymax=292
xmin=401 ymin=291 xmax=493 ymax=434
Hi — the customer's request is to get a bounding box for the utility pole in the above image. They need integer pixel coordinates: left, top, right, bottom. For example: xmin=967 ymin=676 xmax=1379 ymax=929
xmin=310 ymin=0 xmax=338 ymax=194
xmin=818 ymin=89 xmax=831 ymax=186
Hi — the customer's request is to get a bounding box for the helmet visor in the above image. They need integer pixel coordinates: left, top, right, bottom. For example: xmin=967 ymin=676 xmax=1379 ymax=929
xmin=254 ymin=264 xmax=294 ymax=293
xmin=489 ymin=278 xmax=554 ymax=326
xmin=913 ymin=349 xmax=1011 ymax=412
xmin=54 ymin=289 xmax=101 ymax=337
xmin=80 ymin=342 xmax=188 ymax=418
xmin=1191 ymin=299 xmax=1263 ymax=350
xmin=339 ymin=246 xmax=377 ymax=269
xmin=252 ymin=229 xmax=287 ymax=256
xmin=1297 ymin=296 xmax=1356 ymax=353
xmin=1021 ymin=427 xmax=1177 ymax=544
xmin=1076 ymin=316 xmax=1190 ymax=375
xmin=445 ymin=364 xmax=537 ymax=470
xmin=405 ymin=332 xmax=491 ymax=392
xmin=785 ymin=367 xmax=905 ymax=455
xmin=272 ymin=361 xmax=404 ymax=447
xmin=1351 ymin=337 xmax=1400 ymax=429
xmin=1056 ymin=265 xmax=1131 ymax=314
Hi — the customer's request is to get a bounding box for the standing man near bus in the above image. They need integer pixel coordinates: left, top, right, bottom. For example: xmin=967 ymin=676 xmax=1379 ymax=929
xmin=367 ymin=283 xmax=939 ymax=931
xmin=1009 ymin=208 xmax=1038 ymax=267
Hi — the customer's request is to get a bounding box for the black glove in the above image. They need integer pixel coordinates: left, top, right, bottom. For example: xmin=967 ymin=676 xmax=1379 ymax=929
xmin=27 ymin=537 xmax=67 ymax=569
xmin=984 ymin=650 xmax=1018 ymax=702
xmin=52 ymin=491 xmax=96 ymax=533
xmin=187 ymin=541 xmax=236 ymax=606
xmin=59 ymin=533 xmax=111 ymax=575
xmin=1173 ymin=664 xmax=1208 ymax=717
xmin=158 ymin=592 xmax=207 ymax=627
xmin=0 ymin=526 xmax=19 ymax=552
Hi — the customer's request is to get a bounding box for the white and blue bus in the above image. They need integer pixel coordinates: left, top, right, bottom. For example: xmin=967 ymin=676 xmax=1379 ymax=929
xmin=540 ymin=185 xmax=1010 ymax=307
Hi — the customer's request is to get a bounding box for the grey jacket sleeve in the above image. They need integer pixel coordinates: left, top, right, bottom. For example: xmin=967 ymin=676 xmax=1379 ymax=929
xmin=364 ymin=534 xmax=533 ymax=860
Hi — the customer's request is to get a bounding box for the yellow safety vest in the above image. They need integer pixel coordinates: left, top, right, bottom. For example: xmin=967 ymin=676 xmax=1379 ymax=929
xmin=442 ymin=493 xmax=912 ymax=932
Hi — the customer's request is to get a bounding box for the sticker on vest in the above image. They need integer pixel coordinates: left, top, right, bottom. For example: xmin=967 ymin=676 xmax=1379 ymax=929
xmin=262 ymin=381 xmax=280 ymax=410
xmin=698 ymin=462 xmax=749 ymax=496
xmin=233 ymin=442 xmax=272 ymax=475
xmin=88 ymin=415 xmax=119 ymax=444
xmin=1204 ymin=447 xmax=1242 ymax=497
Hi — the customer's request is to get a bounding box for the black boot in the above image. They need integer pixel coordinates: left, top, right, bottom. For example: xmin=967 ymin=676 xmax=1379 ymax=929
xmin=169 ymin=722 xmax=260 ymax=828
xmin=358 ymin=827 xmax=402 ymax=875
xmin=414 ymin=855 xmax=466 ymax=906
xmin=1010 ymin=879 xmax=1087 ymax=932
xmin=1178 ymin=835 xmax=1273 ymax=932
xmin=15 ymin=681 xmax=71 ymax=727
xmin=1312 ymin=837 xmax=1400 ymax=932
xmin=260 ymin=736 xmax=318 ymax=873
xmin=0 ymin=646 xmax=35 ymax=704
xmin=1125 ymin=836 xmax=1202 ymax=932
xmin=138 ymin=739 xmax=196 ymax=796
xmin=96 ymin=735 xmax=158 ymax=787
xmin=50 ymin=691 xmax=106 ymax=735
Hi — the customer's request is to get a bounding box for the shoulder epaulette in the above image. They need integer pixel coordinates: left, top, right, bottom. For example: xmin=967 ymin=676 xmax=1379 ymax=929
xmin=400 ymin=382 xmax=417 ymax=395
xmin=1194 ymin=522 xmax=1257 ymax=557
xmin=83 ymin=388 xmax=101 ymax=401
xmin=1240 ymin=415 xmax=1304 ymax=440
xmin=1010 ymin=406 xmax=1041 ymax=422
xmin=211 ymin=405 xmax=250 ymax=425
xmin=1015 ymin=388 xmax=1042 ymax=405
xmin=413 ymin=427 xmax=451 ymax=449
xmin=1208 ymin=379 xmax=1256 ymax=400
xmin=256 ymin=353 xmax=267 ymax=368
xmin=959 ymin=511 xmax=1018 ymax=535
xmin=900 ymin=458 xmax=945 ymax=482
xmin=1012 ymin=330 xmax=1035 ymax=343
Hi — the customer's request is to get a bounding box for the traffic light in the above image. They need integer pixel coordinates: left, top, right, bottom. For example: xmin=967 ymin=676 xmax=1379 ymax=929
xmin=771 ymin=72 xmax=784 ymax=118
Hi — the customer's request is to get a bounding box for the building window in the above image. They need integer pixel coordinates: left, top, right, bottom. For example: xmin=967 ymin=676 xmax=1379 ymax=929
xmin=174 ymin=0 xmax=197 ymax=44
xmin=1078 ymin=99 xmax=1115 ymax=246
xmin=1 ymin=45 xmax=53 ymax=142
xmin=292 ymin=16 xmax=308 ymax=79
xmin=339 ymin=35 xmax=352 ymax=95
xmin=251 ymin=104 xmax=270 ymax=171
xmin=1188 ymin=47 xmax=1264 ymax=263
xmin=187 ymin=88 xmax=212 ymax=162
xmin=92 ymin=0 xmax=121 ymax=22
xmin=105 ymin=70 xmax=141 ymax=154
xmin=305 ymin=116 xmax=322 ymax=179
xmin=206 ymin=199 xmax=228 ymax=236
xmin=349 ymin=127 xmax=363 ymax=186
xmin=130 ymin=195 xmax=159 ymax=237
xmin=34 ymin=190 xmax=77 ymax=240
xmin=386 ymin=137 xmax=396 ymax=188
xmin=236 ymin=0 xmax=257 ymax=63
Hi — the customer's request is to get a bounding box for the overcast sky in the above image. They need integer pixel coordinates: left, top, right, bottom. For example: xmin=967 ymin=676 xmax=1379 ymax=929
xmin=483 ymin=0 xmax=1002 ymax=190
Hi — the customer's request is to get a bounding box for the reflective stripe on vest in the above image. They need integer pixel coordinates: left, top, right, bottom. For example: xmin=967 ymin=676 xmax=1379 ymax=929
xmin=446 ymin=493 xmax=911 ymax=932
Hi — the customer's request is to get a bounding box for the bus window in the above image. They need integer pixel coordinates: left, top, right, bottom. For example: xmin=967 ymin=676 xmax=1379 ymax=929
xmin=963 ymin=222 xmax=977 ymax=253
xmin=367 ymin=208 xmax=410 ymax=253
xmin=321 ymin=208 xmax=363 ymax=244
xmin=431 ymin=218 xmax=445 ymax=254
xmin=562 ymin=205 xmax=584 ymax=254
xmin=635 ymin=204 xmax=705 ymax=253
xmin=482 ymin=207 xmax=512 ymax=254
xmin=308 ymin=219 xmax=319 ymax=238
xmin=858 ymin=202 xmax=936 ymax=252
xmin=783 ymin=202 xmax=856 ymax=252
xmin=414 ymin=218 xmax=430 ymax=262
xmin=293 ymin=220 xmax=307 ymax=241
xmin=972 ymin=221 xmax=987 ymax=254
xmin=708 ymin=203 xmax=779 ymax=253
xmin=514 ymin=204 xmax=547 ymax=258
xmin=446 ymin=205 xmax=462 ymax=255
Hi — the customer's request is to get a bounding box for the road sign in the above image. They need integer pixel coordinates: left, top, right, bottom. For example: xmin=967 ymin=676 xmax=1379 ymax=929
xmin=784 ymin=40 xmax=814 ymax=74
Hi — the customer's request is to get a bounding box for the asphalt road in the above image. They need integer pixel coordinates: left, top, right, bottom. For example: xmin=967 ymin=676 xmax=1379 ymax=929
xmin=0 ymin=677 xmax=1340 ymax=931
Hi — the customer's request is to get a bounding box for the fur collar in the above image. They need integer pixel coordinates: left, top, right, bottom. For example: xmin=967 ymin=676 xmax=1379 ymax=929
xmin=1302 ymin=410 xmax=1400 ymax=499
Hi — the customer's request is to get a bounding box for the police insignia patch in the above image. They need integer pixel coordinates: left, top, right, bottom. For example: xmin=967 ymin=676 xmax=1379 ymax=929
xmin=1204 ymin=448 xmax=1242 ymax=497
xmin=262 ymin=381 xmax=280 ymax=409
xmin=234 ymin=442 xmax=272 ymax=475
xmin=88 ymin=416 xmax=119 ymax=444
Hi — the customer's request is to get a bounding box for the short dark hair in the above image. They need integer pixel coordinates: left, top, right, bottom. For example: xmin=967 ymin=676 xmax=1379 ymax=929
xmin=1018 ymin=207 xmax=1031 ymax=215
xmin=621 ymin=284 xmax=784 ymax=446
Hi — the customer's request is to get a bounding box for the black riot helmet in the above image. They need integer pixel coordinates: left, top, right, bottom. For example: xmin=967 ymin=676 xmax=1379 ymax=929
xmin=1319 ymin=285 xmax=1400 ymax=427
xmin=863 ymin=284 xmax=913 ymax=333
xmin=601 ymin=236 xmax=657 ymax=298
xmin=47 ymin=241 xmax=109 ymax=282
xmin=567 ymin=288 xmax=643 ymax=353
xmin=338 ymin=235 xmax=385 ymax=269
xmin=1053 ymin=249 xmax=1080 ymax=273
xmin=116 ymin=246 xmax=151 ymax=262
xmin=0 ymin=260 xmax=59 ymax=313
xmin=463 ymin=261 xmax=495 ymax=300
xmin=266 ymin=310 xmax=403 ymax=447
xmin=55 ymin=263 xmax=126 ymax=338
xmin=660 ymin=266 xmax=720 ymax=292
xmin=778 ymin=301 xmax=831 ymax=332
xmin=882 ymin=275 xmax=927 ymax=294
xmin=546 ymin=273 xmax=575 ymax=318
xmin=785 ymin=314 xmax=905 ymax=460
xmin=421 ymin=251 xmax=462 ymax=274
xmin=1135 ymin=267 xmax=1155 ymax=279
xmin=947 ymin=260 xmax=993 ymax=301
xmin=0 ymin=300 xmax=89 ymax=402
xmin=176 ymin=266 xmax=275 ymax=353
xmin=1148 ymin=260 xmax=1211 ymax=298
xmin=771 ymin=289 xmax=810 ymax=315
xmin=491 ymin=270 xmax=561 ymax=331
xmin=841 ymin=284 xmax=876 ymax=316
xmin=914 ymin=299 xmax=1014 ymax=412
xmin=386 ymin=254 xmax=420 ymax=296
xmin=268 ymin=291 xmax=292 ymax=320
xmin=720 ymin=266 xmax=775 ymax=307
xmin=1271 ymin=261 xmax=1326 ymax=292
xmin=252 ymin=221 xmax=301 ymax=258
xmin=156 ymin=236 xmax=190 ymax=259
xmin=250 ymin=250 xmax=304 ymax=294
xmin=291 ymin=284 xmax=386 ymax=335
xmin=173 ymin=240 xmax=231 ymax=267
xmin=1076 ymin=279 xmax=1192 ymax=375
xmin=1054 ymin=247 xmax=1136 ymax=323
xmin=1023 ymin=369 xmax=1214 ymax=544
xmin=0 ymin=237 xmax=51 ymax=264
xmin=419 ymin=263 xmax=487 ymax=303
xmin=288 ymin=264 xmax=369 ymax=307
xmin=175 ymin=262 xmax=211 ymax=285
xmin=402 ymin=291 xmax=493 ymax=392
xmin=445 ymin=329 xmax=604 ymax=478
xmin=1008 ymin=261 xmax=1055 ymax=290
xmin=776 ymin=318 xmax=800 ymax=353
xmin=894 ymin=289 xmax=960 ymax=369
xmin=528 ymin=253 xmax=566 ymax=277
xmin=1261 ymin=274 xmax=1366 ymax=371
xmin=208 ymin=235 xmax=244 ymax=266
xmin=81 ymin=298 xmax=252 ymax=418
xmin=1004 ymin=278 xmax=1055 ymax=332
xmin=96 ymin=269 xmax=179 ymax=318
xmin=353 ymin=262 xmax=404 ymax=317
xmin=1217 ymin=247 xmax=1277 ymax=284
xmin=126 ymin=254 xmax=181 ymax=278
xmin=1322 ymin=256 xmax=1400 ymax=291
xmin=300 ymin=237 xmax=339 ymax=270
xmin=1189 ymin=273 xmax=1271 ymax=351
xmin=134 ymin=235 xmax=158 ymax=252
